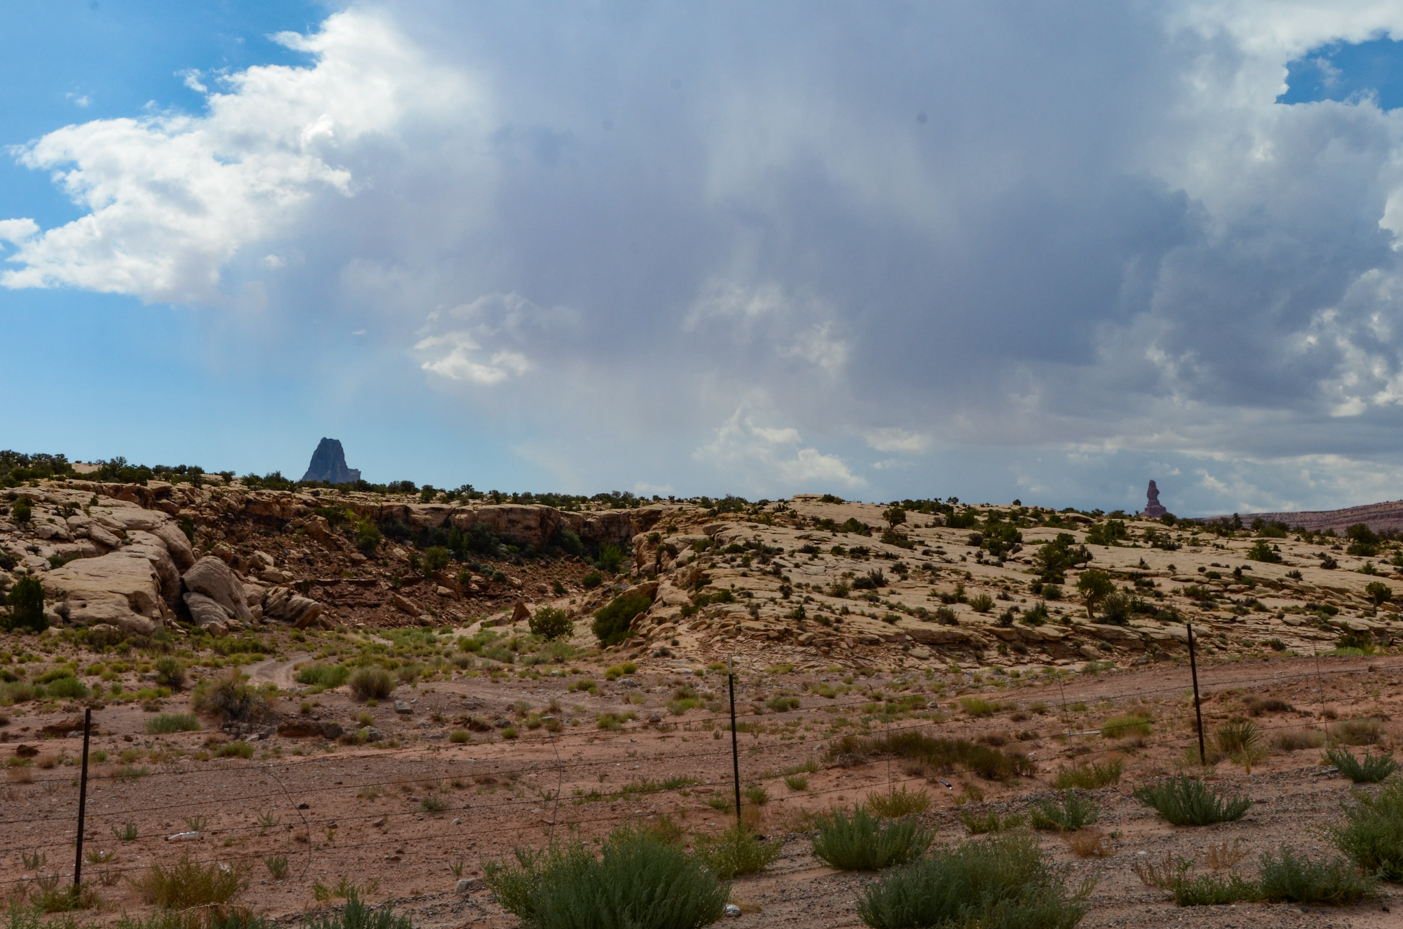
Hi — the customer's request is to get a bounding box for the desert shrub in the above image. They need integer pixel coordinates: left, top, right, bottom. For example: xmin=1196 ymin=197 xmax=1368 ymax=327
xmin=1328 ymin=777 xmax=1403 ymax=880
xmin=301 ymin=894 xmax=412 ymax=929
xmin=1054 ymin=759 xmax=1122 ymax=789
xmin=810 ymin=806 xmax=934 ymax=871
xmin=146 ymin=714 xmax=200 ymax=735
xmin=864 ymin=786 xmax=931 ymax=818
xmin=1030 ymin=792 xmax=1098 ymax=832
xmin=45 ymin=676 xmax=88 ymax=699
xmin=3 ymin=576 xmax=46 ymax=633
xmin=1170 ymin=871 xmax=1260 ymax=907
xmin=1133 ymin=776 xmax=1251 ymax=826
xmin=484 ymin=825 xmax=728 ymax=929
xmin=592 ymin=591 xmax=653 ymax=647
xmin=1273 ymin=730 xmax=1325 ymax=752
xmin=958 ymin=697 xmax=1011 ymax=718
xmin=349 ymin=667 xmax=395 ymax=702
xmin=192 ymin=672 xmax=270 ymax=724
xmin=154 ymin=657 xmax=186 ymax=690
xmin=1257 ymin=847 xmax=1375 ymax=905
xmin=422 ymin=546 xmax=451 ymax=574
xmin=827 ymin=731 xmax=1035 ymax=782
xmin=132 ymin=854 xmax=245 ymax=912
xmin=766 ymin=694 xmax=800 ymax=713
xmin=354 ymin=521 xmax=381 ymax=555
xmin=1326 ymin=747 xmax=1397 ymax=784
xmin=1331 ymin=717 xmax=1383 ymax=746
xmin=1100 ymin=714 xmax=1151 ymax=739
xmin=968 ymin=593 xmax=994 ymax=613
xmin=216 ymin=741 xmax=254 ymax=758
xmin=581 ymin=571 xmax=603 ymax=589
xmin=693 ymin=825 xmax=781 ymax=879
xmin=854 ymin=831 xmax=1091 ymax=929
xmin=295 ymin=664 xmax=350 ymax=691
xmin=528 ymin=607 xmax=573 ymax=642
xmin=957 ymin=810 xmax=1027 ymax=834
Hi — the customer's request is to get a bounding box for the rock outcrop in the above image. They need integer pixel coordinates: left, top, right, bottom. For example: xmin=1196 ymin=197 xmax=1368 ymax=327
xmin=181 ymin=556 xmax=252 ymax=627
xmin=301 ymin=438 xmax=361 ymax=485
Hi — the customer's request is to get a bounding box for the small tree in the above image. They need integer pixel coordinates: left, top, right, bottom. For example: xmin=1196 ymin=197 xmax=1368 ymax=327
xmin=4 ymin=575 xmax=46 ymax=633
xmin=11 ymin=498 xmax=32 ymax=524
xmin=1366 ymin=581 xmax=1393 ymax=607
xmin=1246 ymin=540 xmax=1282 ymax=564
xmin=355 ymin=520 xmax=381 ymax=556
xmin=529 ymin=607 xmax=574 ymax=642
xmin=1076 ymin=570 xmax=1115 ymax=619
xmin=882 ymin=506 xmax=907 ymax=529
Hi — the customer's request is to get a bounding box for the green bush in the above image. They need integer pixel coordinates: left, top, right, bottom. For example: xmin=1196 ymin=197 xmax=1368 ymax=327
xmin=3 ymin=576 xmax=46 ymax=633
xmin=45 ymin=676 xmax=88 ymax=699
xmin=1246 ymin=540 xmax=1282 ymax=563
xmin=1053 ymin=759 xmax=1122 ymax=789
xmin=132 ymin=853 xmax=245 ymax=911
xmin=484 ymin=825 xmax=728 ymax=929
xmin=854 ymin=831 xmax=1091 ymax=929
xmin=296 ymin=664 xmax=351 ymax=691
xmin=1132 ymin=776 xmax=1251 ymax=826
xmin=1257 ymin=847 xmax=1375 ymax=905
xmin=1170 ymin=871 xmax=1260 ymax=907
xmin=1030 ymin=791 xmax=1098 ymax=832
xmin=1328 ymin=776 xmax=1403 ymax=880
xmin=301 ymin=894 xmax=412 ymax=929
xmin=693 ymin=825 xmax=782 ymax=879
xmin=355 ymin=521 xmax=381 ymax=555
xmin=528 ymin=607 xmax=573 ymax=642
xmin=422 ymin=546 xmax=451 ymax=574
xmin=1326 ymin=746 xmax=1397 ymax=784
xmin=592 ymin=591 xmax=653 ymax=647
xmin=349 ymin=667 xmax=395 ymax=702
xmin=146 ymin=713 xmax=201 ymax=734
xmin=581 ymin=571 xmax=603 ymax=589
xmin=596 ymin=544 xmax=626 ymax=574
xmin=12 ymin=498 xmax=33 ymax=524
xmin=957 ymin=810 xmax=1027 ymax=835
xmin=154 ymin=656 xmax=186 ymax=690
xmin=811 ymin=806 xmax=934 ymax=871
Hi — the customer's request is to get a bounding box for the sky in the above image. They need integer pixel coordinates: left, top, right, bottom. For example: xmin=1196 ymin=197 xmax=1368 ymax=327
xmin=4 ymin=2 xmax=1403 ymax=516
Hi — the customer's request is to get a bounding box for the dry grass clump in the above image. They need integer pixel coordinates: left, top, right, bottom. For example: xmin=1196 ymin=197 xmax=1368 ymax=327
xmin=1204 ymin=838 xmax=1247 ymax=871
xmin=1272 ymin=730 xmax=1325 ymax=752
xmin=1330 ymin=717 xmax=1383 ymax=746
xmin=1064 ymin=829 xmax=1112 ymax=858
xmin=864 ymin=786 xmax=931 ymax=818
xmin=957 ymin=809 xmax=1026 ymax=835
xmin=1053 ymin=758 xmax=1122 ymax=789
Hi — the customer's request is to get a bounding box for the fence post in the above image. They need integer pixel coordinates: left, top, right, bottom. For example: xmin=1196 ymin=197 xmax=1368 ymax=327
xmin=73 ymin=707 xmax=92 ymax=890
xmin=1187 ymin=624 xmax=1205 ymax=766
xmin=728 ymin=656 xmax=742 ymax=829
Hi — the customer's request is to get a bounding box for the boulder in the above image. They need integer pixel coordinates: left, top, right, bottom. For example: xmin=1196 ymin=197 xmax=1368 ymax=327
xmin=64 ymin=599 xmax=158 ymax=637
xmin=511 ymin=602 xmax=530 ymax=624
xmin=182 ymin=556 xmax=252 ymax=623
xmin=152 ymin=523 xmax=196 ymax=571
xmin=43 ymin=551 xmax=167 ymax=630
xmin=184 ymin=591 xmax=235 ymax=629
xmin=263 ymin=587 xmax=323 ymax=628
xmin=391 ymin=593 xmax=421 ymax=616
xmin=125 ymin=531 xmax=182 ymax=606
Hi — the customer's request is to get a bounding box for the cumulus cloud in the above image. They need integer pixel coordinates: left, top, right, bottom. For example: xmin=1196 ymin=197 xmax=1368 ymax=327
xmin=694 ymin=407 xmax=864 ymax=491
xmin=1 ymin=9 xmax=480 ymax=304
xmin=9 ymin=3 xmax=1403 ymax=508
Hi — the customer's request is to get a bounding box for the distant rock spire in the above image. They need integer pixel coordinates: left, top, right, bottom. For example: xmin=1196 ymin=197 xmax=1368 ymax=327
xmin=301 ymin=438 xmax=361 ymax=484
xmin=1141 ymin=479 xmax=1167 ymax=518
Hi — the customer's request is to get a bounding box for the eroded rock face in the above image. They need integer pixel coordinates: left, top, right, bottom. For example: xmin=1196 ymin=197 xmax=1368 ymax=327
xmin=263 ymin=586 xmax=323 ymax=628
xmin=43 ymin=551 xmax=167 ymax=634
xmin=182 ymin=556 xmax=252 ymax=623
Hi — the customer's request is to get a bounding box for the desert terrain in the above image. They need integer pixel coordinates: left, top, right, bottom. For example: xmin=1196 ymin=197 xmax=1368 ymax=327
xmin=3 ymin=469 xmax=1403 ymax=927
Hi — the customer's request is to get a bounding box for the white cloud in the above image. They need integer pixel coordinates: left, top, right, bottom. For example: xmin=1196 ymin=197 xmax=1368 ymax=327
xmin=0 ymin=219 xmax=38 ymax=246
xmin=1 ymin=10 xmax=481 ymax=304
xmin=694 ymin=406 xmax=864 ymax=490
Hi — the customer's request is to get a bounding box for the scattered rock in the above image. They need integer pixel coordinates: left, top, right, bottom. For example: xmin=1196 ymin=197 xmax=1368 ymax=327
xmin=391 ymin=593 xmax=421 ymax=616
xmin=455 ymin=878 xmax=483 ymax=895
xmin=394 ymin=701 xmax=412 ymax=714
xmin=263 ymin=586 xmax=324 ymax=628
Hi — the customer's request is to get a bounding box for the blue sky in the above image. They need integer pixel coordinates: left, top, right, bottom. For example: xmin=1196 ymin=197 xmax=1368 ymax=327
xmin=4 ymin=3 xmax=1403 ymax=516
